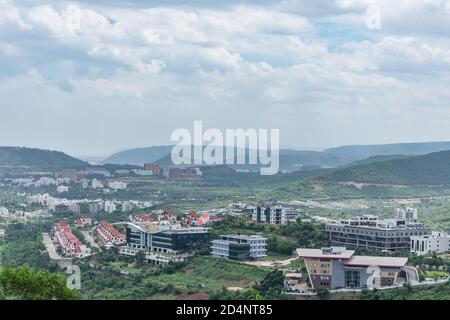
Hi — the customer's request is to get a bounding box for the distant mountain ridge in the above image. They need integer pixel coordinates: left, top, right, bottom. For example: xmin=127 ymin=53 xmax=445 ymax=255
xmin=323 ymin=141 xmax=450 ymax=162
xmin=100 ymin=141 xmax=450 ymax=170
xmin=0 ymin=146 xmax=88 ymax=169
xmin=320 ymin=150 xmax=450 ymax=185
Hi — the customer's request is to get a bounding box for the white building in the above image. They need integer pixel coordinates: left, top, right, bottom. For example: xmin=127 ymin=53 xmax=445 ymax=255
xmin=56 ymin=186 xmax=69 ymax=193
xmin=0 ymin=207 xmax=9 ymax=217
xmin=91 ymin=179 xmax=103 ymax=189
xmin=211 ymin=235 xmax=267 ymax=260
xmin=411 ymin=232 xmax=450 ymax=256
xmin=108 ymin=181 xmax=127 ymax=190
xmin=103 ymin=201 xmax=116 ymax=213
xmin=252 ymin=205 xmax=286 ymax=224
xmin=395 ymin=207 xmax=418 ymax=221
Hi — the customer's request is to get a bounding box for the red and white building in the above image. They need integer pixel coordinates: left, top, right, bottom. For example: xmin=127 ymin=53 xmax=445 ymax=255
xmin=53 ymin=221 xmax=91 ymax=258
xmin=95 ymin=220 xmax=126 ymax=246
xmin=74 ymin=216 xmax=93 ymax=228
xmin=130 ymin=214 xmax=157 ymax=224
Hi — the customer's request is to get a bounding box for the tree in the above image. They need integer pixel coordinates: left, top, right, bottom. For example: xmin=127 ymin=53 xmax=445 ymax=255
xmin=0 ymin=266 xmax=80 ymax=300
xmin=316 ymin=288 xmax=330 ymax=299
xmin=256 ymin=269 xmax=285 ymax=299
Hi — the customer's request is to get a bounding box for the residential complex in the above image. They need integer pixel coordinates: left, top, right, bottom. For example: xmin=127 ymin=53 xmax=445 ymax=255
xmin=410 ymin=231 xmax=450 ymax=256
xmin=252 ymin=205 xmax=286 ymax=225
xmin=210 ymin=235 xmax=267 ymax=260
xmin=53 ymin=221 xmax=91 ymax=258
xmin=297 ymin=246 xmax=409 ymax=290
xmin=95 ymin=220 xmax=126 ymax=246
xmin=395 ymin=207 xmax=418 ymax=221
xmin=325 ymin=215 xmax=431 ymax=252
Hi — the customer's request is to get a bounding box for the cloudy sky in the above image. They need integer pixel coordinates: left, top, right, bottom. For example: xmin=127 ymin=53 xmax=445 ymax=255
xmin=1 ymin=0 xmax=450 ymax=158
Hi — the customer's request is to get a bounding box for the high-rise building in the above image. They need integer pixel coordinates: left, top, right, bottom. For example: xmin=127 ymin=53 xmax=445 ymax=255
xmin=211 ymin=235 xmax=267 ymax=260
xmin=252 ymin=205 xmax=286 ymax=224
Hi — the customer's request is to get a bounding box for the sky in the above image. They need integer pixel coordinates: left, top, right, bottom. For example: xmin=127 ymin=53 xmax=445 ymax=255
xmin=1 ymin=0 xmax=450 ymax=159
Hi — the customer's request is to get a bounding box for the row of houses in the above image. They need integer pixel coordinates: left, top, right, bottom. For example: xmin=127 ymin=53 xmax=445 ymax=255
xmin=53 ymin=221 xmax=91 ymax=258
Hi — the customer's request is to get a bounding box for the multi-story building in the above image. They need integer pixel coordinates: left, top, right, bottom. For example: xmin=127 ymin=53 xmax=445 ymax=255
xmin=297 ymin=247 xmax=409 ymax=290
xmin=95 ymin=220 xmax=126 ymax=245
xmin=395 ymin=207 xmax=418 ymax=221
xmin=326 ymin=215 xmax=431 ymax=252
xmin=88 ymin=202 xmax=102 ymax=214
xmin=124 ymin=223 xmax=210 ymax=255
xmin=410 ymin=231 xmax=450 ymax=256
xmin=57 ymin=169 xmax=78 ymax=182
xmin=108 ymin=181 xmax=127 ymax=191
xmin=252 ymin=205 xmax=286 ymax=225
xmin=210 ymin=235 xmax=267 ymax=260
xmin=166 ymin=167 xmax=202 ymax=180
xmin=144 ymin=163 xmax=161 ymax=176
xmin=53 ymin=221 xmax=91 ymax=258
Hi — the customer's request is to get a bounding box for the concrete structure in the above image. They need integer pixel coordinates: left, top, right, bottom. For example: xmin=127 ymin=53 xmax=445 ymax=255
xmin=326 ymin=215 xmax=431 ymax=252
xmin=410 ymin=231 xmax=450 ymax=256
xmin=252 ymin=205 xmax=286 ymax=225
xmin=395 ymin=207 xmax=418 ymax=221
xmin=297 ymin=247 xmax=409 ymax=290
xmin=284 ymin=273 xmax=304 ymax=292
xmin=211 ymin=235 xmax=267 ymax=260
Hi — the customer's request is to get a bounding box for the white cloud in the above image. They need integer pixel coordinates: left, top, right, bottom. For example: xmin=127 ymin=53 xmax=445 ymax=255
xmin=1 ymin=0 xmax=450 ymax=155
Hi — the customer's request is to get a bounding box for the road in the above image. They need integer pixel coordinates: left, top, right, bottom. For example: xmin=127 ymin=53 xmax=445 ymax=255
xmin=243 ymin=257 xmax=297 ymax=267
xmin=42 ymin=233 xmax=72 ymax=268
xmin=80 ymin=230 xmax=99 ymax=248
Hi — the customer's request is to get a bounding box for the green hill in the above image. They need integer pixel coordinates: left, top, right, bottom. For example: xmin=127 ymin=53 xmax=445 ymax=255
xmin=0 ymin=147 xmax=88 ymax=169
xmin=320 ymin=150 xmax=450 ymax=185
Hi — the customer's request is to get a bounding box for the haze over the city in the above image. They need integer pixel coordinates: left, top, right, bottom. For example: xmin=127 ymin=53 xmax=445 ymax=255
xmin=2 ymin=0 xmax=450 ymax=158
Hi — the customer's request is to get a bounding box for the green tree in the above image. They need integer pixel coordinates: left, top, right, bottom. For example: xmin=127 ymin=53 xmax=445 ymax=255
xmin=0 ymin=266 xmax=80 ymax=300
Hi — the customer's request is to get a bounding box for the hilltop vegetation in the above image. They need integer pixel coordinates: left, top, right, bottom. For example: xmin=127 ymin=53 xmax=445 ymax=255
xmin=320 ymin=150 xmax=450 ymax=186
xmin=0 ymin=147 xmax=88 ymax=169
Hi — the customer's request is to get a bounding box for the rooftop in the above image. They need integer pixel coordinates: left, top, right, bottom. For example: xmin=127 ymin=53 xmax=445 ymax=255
xmin=296 ymin=247 xmax=355 ymax=260
xmin=345 ymin=256 xmax=408 ymax=268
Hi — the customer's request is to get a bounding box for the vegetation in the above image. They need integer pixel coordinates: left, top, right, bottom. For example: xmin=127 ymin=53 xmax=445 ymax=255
xmin=0 ymin=146 xmax=88 ymax=169
xmin=0 ymin=265 xmax=79 ymax=300
xmin=320 ymin=150 xmax=450 ymax=185
xmin=361 ymin=282 xmax=450 ymax=300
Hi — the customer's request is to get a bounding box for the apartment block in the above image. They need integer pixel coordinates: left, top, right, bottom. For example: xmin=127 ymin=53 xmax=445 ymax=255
xmin=252 ymin=205 xmax=286 ymax=225
xmin=326 ymin=215 xmax=431 ymax=252
xmin=297 ymin=247 xmax=409 ymax=290
xmin=395 ymin=207 xmax=418 ymax=221
xmin=210 ymin=235 xmax=267 ymax=260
